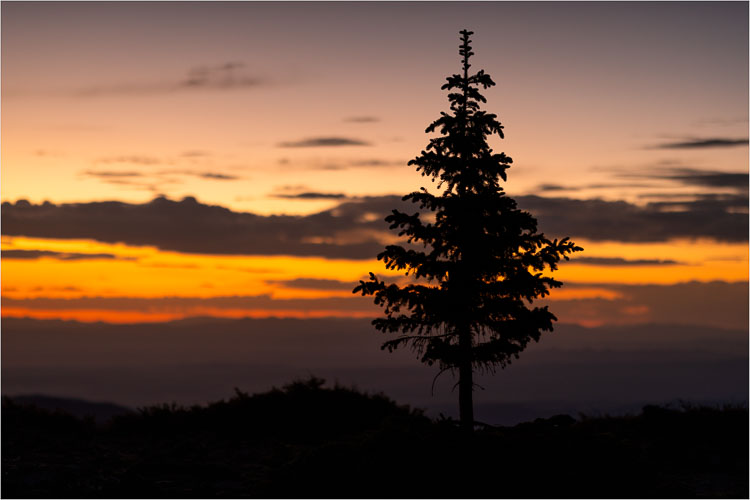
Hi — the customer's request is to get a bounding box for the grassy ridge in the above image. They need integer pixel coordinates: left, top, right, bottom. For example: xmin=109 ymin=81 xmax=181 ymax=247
xmin=3 ymin=378 xmax=747 ymax=498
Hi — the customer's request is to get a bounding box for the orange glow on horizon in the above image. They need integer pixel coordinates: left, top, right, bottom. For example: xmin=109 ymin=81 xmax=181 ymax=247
xmin=3 ymin=237 xmax=747 ymax=298
xmin=1 ymin=307 xmax=377 ymax=324
xmin=545 ymin=287 xmax=624 ymax=301
xmin=1 ymin=237 xmax=394 ymax=299
xmin=2 ymin=235 xmax=747 ymax=324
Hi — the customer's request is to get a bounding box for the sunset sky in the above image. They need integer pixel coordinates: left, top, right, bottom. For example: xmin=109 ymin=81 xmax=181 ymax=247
xmin=1 ymin=2 xmax=747 ymax=416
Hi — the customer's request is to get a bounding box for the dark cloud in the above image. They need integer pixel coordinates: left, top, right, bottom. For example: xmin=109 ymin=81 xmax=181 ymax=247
xmin=272 ymin=192 xmax=347 ymax=200
xmin=653 ymin=138 xmax=748 ymax=149
xmin=1 ymin=249 xmax=132 ymax=261
xmin=266 ymin=278 xmax=356 ymax=291
xmin=615 ymin=167 xmax=747 ymax=194
xmin=644 ymin=193 xmax=748 ymax=214
xmin=278 ymin=137 xmax=370 ymax=148
xmin=537 ymin=184 xmax=574 ymax=192
xmin=344 ymin=116 xmax=380 ymax=123
xmin=649 ymin=168 xmax=748 ymax=190
xmin=2 ymin=192 xmax=746 ymax=260
xmin=515 ymin=194 xmax=748 ymax=242
xmin=639 ymin=192 xmax=714 ymax=199
xmin=570 ymin=257 xmax=681 ymax=266
xmin=0 ymin=196 xmax=402 ymax=259
xmin=269 ymin=185 xmax=347 ymax=200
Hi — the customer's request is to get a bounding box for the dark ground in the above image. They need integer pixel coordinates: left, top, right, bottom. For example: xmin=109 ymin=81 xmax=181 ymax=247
xmin=2 ymin=378 xmax=748 ymax=498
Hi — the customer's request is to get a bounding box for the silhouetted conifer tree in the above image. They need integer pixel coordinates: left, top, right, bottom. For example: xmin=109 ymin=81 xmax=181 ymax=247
xmin=354 ymin=30 xmax=582 ymax=431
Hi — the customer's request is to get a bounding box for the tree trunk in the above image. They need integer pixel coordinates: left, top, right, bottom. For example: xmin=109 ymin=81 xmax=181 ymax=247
xmin=458 ymin=328 xmax=474 ymax=432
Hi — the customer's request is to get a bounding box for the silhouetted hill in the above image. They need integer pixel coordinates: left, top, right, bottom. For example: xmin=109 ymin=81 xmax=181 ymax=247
xmin=3 ymin=378 xmax=747 ymax=498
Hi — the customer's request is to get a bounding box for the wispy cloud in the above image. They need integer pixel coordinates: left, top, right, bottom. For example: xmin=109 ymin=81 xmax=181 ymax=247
xmin=81 ymin=170 xmax=170 ymax=192
xmin=571 ymin=257 xmax=682 ymax=266
xmin=535 ymin=181 xmax=659 ymax=193
xmin=48 ymin=62 xmax=268 ymax=98
xmin=178 ymin=62 xmax=262 ymax=90
xmin=81 ymin=170 xmax=179 ymax=192
xmin=537 ymin=184 xmax=575 ymax=192
xmin=271 ymin=158 xmax=400 ymax=171
xmin=81 ymin=165 xmax=241 ymax=183
xmin=96 ymin=156 xmax=161 ymax=165
xmin=652 ymin=137 xmax=748 ymax=149
xmin=307 ymin=158 xmax=403 ymax=171
xmin=265 ymin=278 xmax=356 ymax=291
xmin=83 ymin=166 xmax=241 ymax=190
xmin=349 ymin=159 xmax=401 ymax=167
xmin=2 ymin=249 xmax=134 ymax=261
xmin=33 ymin=149 xmax=66 ymax=158
xmin=181 ymin=150 xmax=210 ymax=158
xmin=83 ymin=171 xmax=143 ymax=179
xmin=693 ymin=117 xmax=749 ymax=128
xmin=158 ymin=169 xmax=241 ymax=181
xmin=344 ymin=116 xmax=380 ymax=123
xmin=194 ymin=172 xmax=239 ymax=180
xmin=278 ymin=137 xmax=370 ymax=148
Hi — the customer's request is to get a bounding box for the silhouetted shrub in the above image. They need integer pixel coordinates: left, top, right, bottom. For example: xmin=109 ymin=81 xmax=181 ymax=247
xmin=109 ymin=376 xmax=425 ymax=444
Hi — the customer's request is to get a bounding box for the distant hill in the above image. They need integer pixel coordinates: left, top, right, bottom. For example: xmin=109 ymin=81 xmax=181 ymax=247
xmin=3 ymin=316 xmax=747 ymax=426
xmin=3 ymin=378 xmax=747 ymax=498
xmin=8 ymin=394 xmax=133 ymax=422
